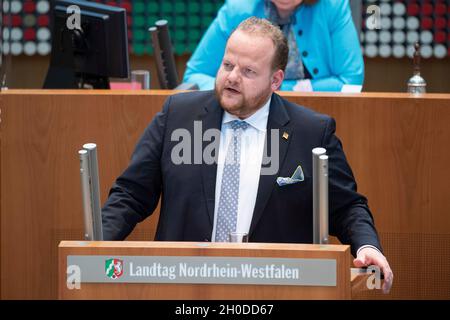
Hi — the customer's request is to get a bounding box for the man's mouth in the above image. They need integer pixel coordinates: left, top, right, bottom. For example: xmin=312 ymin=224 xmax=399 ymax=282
xmin=224 ymin=87 xmax=240 ymax=94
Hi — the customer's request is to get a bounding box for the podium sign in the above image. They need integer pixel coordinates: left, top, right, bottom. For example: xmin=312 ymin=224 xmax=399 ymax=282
xmin=59 ymin=241 xmax=352 ymax=299
xmin=68 ymin=255 xmax=337 ymax=286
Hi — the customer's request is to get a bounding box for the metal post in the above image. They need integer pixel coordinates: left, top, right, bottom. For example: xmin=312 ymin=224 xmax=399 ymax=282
xmin=312 ymin=147 xmax=329 ymax=244
xmin=318 ymin=154 xmax=329 ymax=244
xmin=79 ymin=149 xmax=94 ymax=240
xmin=82 ymin=143 xmax=103 ymax=240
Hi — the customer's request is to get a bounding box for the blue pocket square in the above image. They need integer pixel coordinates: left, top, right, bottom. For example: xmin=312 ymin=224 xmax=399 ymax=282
xmin=276 ymin=165 xmax=305 ymax=186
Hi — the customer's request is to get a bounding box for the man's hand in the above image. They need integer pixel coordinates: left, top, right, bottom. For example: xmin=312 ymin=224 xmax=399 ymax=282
xmin=353 ymin=247 xmax=394 ymax=294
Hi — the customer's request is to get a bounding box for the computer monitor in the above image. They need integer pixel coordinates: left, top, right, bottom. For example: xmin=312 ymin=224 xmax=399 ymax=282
xmin=43 ymin=0 xmax=129 ymax=89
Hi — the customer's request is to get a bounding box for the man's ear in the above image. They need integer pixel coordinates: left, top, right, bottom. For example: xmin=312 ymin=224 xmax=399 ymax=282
xmin=271 ymin=69 xmax=284 ymax=91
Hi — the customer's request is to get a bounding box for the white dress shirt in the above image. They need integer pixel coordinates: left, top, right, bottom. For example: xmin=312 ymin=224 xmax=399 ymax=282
xmin=211 ymin=98 xmax=271 ymax=242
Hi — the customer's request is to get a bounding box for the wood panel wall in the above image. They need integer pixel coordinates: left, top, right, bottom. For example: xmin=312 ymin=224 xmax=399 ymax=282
xmin=1 ymin=90 xmax=450 ymax=299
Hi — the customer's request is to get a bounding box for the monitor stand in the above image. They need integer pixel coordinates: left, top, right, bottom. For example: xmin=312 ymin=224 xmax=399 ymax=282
xmin=76 ymin=73 xmax=110 ymax=89
xmin=43 ymin=66 xmax=110 ymax=89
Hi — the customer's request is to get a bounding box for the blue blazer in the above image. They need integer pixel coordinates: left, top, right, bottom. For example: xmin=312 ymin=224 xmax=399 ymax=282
xmin=183 ymin=0 xmax=364 ymax=92
xmin=102 ymin=91 xmax=381 ymax=257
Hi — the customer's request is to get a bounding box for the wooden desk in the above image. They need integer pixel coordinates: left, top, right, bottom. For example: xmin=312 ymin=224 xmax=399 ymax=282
xmin=1 ymin=90 xmax=450 ymax=299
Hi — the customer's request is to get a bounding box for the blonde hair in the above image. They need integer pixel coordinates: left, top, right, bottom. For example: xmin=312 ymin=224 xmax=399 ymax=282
xmin=234 ymin=17 xmax=289 ymax=72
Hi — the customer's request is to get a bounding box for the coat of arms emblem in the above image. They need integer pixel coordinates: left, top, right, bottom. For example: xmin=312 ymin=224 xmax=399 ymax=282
xmin=105 ymin=258 xmax=124 ymax=279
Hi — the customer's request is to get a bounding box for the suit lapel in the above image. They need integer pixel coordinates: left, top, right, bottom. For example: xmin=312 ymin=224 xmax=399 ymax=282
xmin=249 ymin=93 xmax=292 ymax=236
xmin=199 ymin=94 xmax=224 ymax=226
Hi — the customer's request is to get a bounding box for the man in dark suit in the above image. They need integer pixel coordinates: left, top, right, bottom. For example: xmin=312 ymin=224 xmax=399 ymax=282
xmin=102 ymin=17 xmax=393 ymax=292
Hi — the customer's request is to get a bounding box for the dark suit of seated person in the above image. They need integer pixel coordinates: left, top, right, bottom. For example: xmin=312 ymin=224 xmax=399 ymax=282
xmin=102 ymin=17 xmax=393 ymax=293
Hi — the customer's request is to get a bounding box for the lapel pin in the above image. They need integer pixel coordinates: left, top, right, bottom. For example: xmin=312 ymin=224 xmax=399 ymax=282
xmin=282 ymin=132 xmax=289 ymax=140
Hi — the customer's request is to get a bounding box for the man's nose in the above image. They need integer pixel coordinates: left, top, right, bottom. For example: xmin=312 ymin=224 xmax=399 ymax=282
xmin=227 ymin=67 xmax=240 ymax=83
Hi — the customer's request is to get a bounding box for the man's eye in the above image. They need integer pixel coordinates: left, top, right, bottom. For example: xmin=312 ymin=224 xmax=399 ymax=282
xmin=243 ymin=68 xmax=255 ymax=76
xmin=223 ymin=63 xmax=233 ymax=71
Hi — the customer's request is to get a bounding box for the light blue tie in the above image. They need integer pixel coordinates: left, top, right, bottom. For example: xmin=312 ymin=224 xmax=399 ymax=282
xmin=215 ymin=120 xmax=249 ymax=242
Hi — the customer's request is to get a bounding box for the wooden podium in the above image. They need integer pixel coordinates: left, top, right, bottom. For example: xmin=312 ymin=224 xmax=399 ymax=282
xmin=58 ymin=241 xmax=366 ymax=300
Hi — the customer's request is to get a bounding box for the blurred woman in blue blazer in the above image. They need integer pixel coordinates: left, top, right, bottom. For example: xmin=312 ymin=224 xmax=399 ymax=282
xmin=183 ymin=0 xmax=364 ymax=92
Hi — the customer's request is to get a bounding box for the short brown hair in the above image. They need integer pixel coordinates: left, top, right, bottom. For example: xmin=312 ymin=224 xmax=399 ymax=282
xmin=233 ymin=17 xmax=289 ymax=72
xmin=303 ymin=0 xmax=318 ymax=4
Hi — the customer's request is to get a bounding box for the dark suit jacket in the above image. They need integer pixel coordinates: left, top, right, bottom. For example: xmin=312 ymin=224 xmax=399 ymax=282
xmin=102 ymin=90 xmax=381 ymax=256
